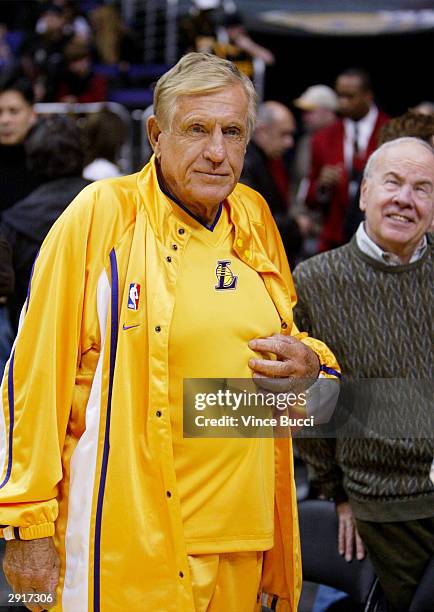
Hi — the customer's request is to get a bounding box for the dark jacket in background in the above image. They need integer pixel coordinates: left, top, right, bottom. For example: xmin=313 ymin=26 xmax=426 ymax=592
xmin=241 ymin=141 xmax=289 ymax=221
xmin=1 ymin=176 xmax=90 ymax=327
xmin=241 ymin=141 xmax=302 ymax=267
xmin=0 ymin=143 xmax=40 ymax=212
xmin=0 ymin=235 xmax=14 ymax=298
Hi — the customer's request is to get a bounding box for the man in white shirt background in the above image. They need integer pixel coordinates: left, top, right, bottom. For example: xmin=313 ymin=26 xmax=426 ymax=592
xmin=305 ymin=68 xmax=389 ymax=252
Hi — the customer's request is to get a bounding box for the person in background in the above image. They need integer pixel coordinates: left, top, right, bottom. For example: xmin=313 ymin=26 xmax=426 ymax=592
xmin=82 ymin=107 xmax=126 ymax=180
xmin=411 ymin=101 xmax=434 ymax=116
xmin=179 ymin=1 xmax=274 ymax=78
xmin=0 ymin=72 xmax=38 ymax=375
xmin=241 ymin=100 xmax=302 ymax=266
xmin=378 ymin=109 xmax=434 ymax=147
xmin=20 ymin=3 xmax=72 ymax=101
xmin=56 ymin=40 xmax=107 ymax=103
xmin=0 ymin=73 xmax=38 ymax=212
xmin=221 ymin=9 xmax=275 ymax=67
xmin=306 ymin=68 xmax=389 ymax=251
xmin=291 ymin=84 xmax=338 ymax=258
xmin=59 ymin=0 xmax=92 ymax=42
xmin=178 ymin=0 xmax=221 ymax=56
xmin=294 ymin=137 xmax=434 ymax=612
xmin=35 ymin=0 xmax=92 ymax=43
xmin=89 ymin=4 xmax=141 ymax=67
xmin=344 ymin=109 xmax=434 ymax=236
xmin=0 ymin=114 xmax=89 ymax=330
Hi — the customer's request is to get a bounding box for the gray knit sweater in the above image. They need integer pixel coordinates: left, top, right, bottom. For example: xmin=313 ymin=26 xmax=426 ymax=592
xmin=293 ymin=235 xmax=434 ymax=521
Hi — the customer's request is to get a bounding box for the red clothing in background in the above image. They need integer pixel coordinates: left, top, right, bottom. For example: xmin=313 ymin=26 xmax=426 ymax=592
xmin=306 ymin=111 xmax=389 ymax=251
xmin=56 ymin=73 xmax=107 ymax=103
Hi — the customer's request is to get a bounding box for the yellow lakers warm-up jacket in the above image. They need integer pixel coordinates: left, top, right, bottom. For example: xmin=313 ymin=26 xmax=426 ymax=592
xmin=0 ymin=158 xmax=340 ymax=611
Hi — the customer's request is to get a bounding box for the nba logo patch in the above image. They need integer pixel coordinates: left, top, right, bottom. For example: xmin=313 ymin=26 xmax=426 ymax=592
xmin=215 ymin=260 xmax=238 ymax=291
xmin=128 ymin=283 xmax=141 ymax=310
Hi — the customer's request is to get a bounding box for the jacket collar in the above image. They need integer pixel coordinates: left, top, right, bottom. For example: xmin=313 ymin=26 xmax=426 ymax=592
xmin=136 ymin=156 xmax=279 ymax=275
xmin=135 ymin=156 xmax=294 ymax=330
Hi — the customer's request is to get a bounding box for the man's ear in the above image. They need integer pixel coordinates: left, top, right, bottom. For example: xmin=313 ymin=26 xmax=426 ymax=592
xmin=147 ymin=115 xmax=162 ymax=158
xmin=359 ymin=177 xmax=368 ymax=212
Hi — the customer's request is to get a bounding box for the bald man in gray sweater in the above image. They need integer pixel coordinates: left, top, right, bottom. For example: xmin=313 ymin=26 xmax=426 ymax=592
xmin=293 ymin=138 xmax=434 ymax=612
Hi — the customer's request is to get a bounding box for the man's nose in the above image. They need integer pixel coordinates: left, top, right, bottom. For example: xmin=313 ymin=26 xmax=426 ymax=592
xmin=394 ymin=183 xmax=413 ymax=205
xmin=204 ymin=129 xmax=226 ymax=164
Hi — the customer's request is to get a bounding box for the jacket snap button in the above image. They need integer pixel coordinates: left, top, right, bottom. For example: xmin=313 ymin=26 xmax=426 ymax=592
xmin=155 ymin=325 xmax=161 ymax=332
xmin=172 ymin=244 xmax=178 ymax=250
xmin=156 ymin=410 xmax=162 ymax=417
xmin=166 ymin=256 xmax=172 ymax=262
xmin=178 ymin=228 xmax=185 ymax=235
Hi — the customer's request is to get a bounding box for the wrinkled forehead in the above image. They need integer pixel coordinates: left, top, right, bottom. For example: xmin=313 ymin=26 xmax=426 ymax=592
xmin=174 ymin=87 xmax=249 ymax=123
xmin=0 ymin=90 xmax=30 ymax=109
xmin=375 ymin=143 xmax=434 ymax=179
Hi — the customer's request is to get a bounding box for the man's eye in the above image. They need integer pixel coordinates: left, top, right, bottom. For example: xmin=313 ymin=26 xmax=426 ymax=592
xmin=189 ymin=125 xmax=206 ymax=134
xmin=385 ymin=179 xmax=399 ymax=186
xmin=415 ymin=185 xmax=431 ymax=196
xmin=224 ymin=127 xmax=242 ymax=138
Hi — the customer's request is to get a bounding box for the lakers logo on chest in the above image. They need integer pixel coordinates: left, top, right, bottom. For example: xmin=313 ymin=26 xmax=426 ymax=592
xmin=214 ymin=260 xmax=238 ymax=291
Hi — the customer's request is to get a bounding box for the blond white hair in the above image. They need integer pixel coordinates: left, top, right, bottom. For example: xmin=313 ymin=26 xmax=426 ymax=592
xmin=153 ymin=52 xmax=257 ymax=139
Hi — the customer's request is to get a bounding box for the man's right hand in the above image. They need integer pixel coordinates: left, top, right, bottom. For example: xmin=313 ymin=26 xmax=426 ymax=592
xmin=318 ymin=164 xmax=342 ymax=189
xmin=336 ymin=501 xmax=365 ymax=562
xmin=3 ymin=537 xmax=59 ymax=611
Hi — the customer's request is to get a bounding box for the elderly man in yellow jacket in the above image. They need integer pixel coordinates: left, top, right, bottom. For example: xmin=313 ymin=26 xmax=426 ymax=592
xmin=0 ymin=53 xmax=339 ymax=612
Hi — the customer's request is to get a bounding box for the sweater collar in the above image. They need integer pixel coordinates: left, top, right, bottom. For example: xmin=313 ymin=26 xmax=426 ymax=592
xmin=356 ymin=221 xmax=428 ymax=266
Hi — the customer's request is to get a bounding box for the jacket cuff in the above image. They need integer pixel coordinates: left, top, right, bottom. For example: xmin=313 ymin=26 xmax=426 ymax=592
xmin=298 ymin=336 xmax=341 ymax=380
xmin=262 ymin=593 xmax=292 ymax=611
xmin=1 ymin=522 xmax=55 ymax=540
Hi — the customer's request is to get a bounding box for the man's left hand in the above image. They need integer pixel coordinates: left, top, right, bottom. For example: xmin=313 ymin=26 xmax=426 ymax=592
xmin=248 ymin=334 xmax=320 ymax=383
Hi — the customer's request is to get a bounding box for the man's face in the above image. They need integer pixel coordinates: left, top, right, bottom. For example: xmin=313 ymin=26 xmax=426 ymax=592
xmin=259 ymin=111 xmax=295 ymax=160
xmin=335 ymin=75 xmax=372 ymax=121
xmin=360 ymin=142 xmax=434 ymax=261
xmin=43 ymin=12 xmax=65 ymax=34
xmin=302 ymin=107 xmax=335 ymax=132
xmin=150 ymin=85 xmax=248 ymax=219
xmin=69 ymin=57 xmax=91 ymax=76
xmin=0 ymin=90 xmax=36 ymax=145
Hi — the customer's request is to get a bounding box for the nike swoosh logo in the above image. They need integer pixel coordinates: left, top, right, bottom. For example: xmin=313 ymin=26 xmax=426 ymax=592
xmin=122 ymin=323 xmax=141 ymax=331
